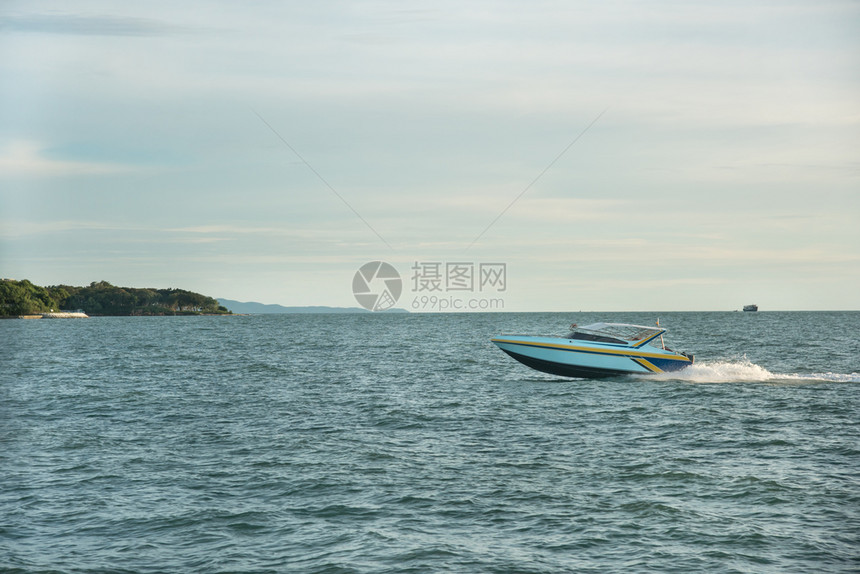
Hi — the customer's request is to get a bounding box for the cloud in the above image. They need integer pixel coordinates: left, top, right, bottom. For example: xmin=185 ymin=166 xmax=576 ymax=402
xmin=0 ymin=141 xmax=132 ymax=177
xmin=0 ymin=13 xmax=181 ymax=36
xmin=0 ymin=220 xmax=122 ymax=239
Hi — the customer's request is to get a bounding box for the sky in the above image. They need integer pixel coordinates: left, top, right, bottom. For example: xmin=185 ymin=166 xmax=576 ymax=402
xmin=1 ymin=1 xmax=858 ymax=311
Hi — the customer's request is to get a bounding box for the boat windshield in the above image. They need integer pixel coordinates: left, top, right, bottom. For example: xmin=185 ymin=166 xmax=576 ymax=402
xmin=566 ymin=322 xmax=664 ymax=344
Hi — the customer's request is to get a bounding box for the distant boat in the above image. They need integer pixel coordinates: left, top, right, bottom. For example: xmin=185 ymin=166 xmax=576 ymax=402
xmin=743 ymin=304 xmax=758 ymax=312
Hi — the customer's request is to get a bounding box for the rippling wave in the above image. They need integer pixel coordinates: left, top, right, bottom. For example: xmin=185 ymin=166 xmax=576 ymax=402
xmin=2 ymin=311 xmax=858 ymax=572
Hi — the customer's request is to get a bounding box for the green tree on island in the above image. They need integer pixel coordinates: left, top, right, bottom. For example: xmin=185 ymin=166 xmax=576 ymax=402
xmin=0 ymin=279 xmax=231 ymax=316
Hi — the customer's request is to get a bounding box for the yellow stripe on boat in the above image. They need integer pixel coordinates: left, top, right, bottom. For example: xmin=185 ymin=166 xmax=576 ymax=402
xmin=632 ymin=331 xmax=664 ymax=349
xmin=491 ymin=338 xmax=690 ymax=363
xmin=632 ymin=358 xmax=662 ymax=373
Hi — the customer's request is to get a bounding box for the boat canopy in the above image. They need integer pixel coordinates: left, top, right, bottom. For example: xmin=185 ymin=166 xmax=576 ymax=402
xmin=569 ymin=322 xmax=665 ymax=344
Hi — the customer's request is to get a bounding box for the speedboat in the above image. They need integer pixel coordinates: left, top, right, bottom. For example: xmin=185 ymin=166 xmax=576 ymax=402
xmin=492 ymin=322 xmax=694 ymax=378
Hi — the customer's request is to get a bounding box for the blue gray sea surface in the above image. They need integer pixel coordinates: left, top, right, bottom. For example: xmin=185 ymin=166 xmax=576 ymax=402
xmin=2 ymin=312 xmax=858 ymax=573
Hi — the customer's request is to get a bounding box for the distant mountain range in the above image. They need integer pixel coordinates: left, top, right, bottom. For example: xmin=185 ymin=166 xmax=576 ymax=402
xmin=217 ymin=299 xmax=408 ymax=314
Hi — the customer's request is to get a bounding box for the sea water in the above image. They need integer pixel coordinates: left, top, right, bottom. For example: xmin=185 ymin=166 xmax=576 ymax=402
xmin=2 ymin=312 xmax=858 ymax=573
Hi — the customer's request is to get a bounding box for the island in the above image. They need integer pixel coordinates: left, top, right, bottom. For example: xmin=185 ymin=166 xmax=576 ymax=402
xmin=0 ymin=279 xmax=231 ymax=317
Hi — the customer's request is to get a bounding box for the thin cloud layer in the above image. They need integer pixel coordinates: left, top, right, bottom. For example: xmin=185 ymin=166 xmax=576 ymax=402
xmin=1 ymin=1 xmax=858 ymax=310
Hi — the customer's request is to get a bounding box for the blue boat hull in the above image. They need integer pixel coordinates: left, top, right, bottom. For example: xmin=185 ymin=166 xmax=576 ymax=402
xmin=492 ymin=336 xmax=693 ymax=378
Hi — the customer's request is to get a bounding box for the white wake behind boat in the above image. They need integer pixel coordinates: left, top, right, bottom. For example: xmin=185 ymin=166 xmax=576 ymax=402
xmin=492 ymin=322 xmax=694 ymax=378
